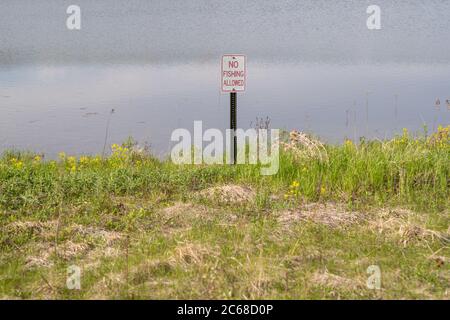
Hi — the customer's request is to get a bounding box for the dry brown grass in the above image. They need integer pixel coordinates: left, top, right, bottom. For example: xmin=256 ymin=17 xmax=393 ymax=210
xmin=197 ymin=185 xmax=256 ymax=204
xmin=276 ymin=204 xmax=449 ymax=250
xmin=5 ymin=220 xmax=124 ymax=269
xmin=369 ymin=208 xmax=450 ymax=247
xmin=169 ymin=242 xmax=218 ymax=267
xmin=281 ymin=130 xmax=328 ymax=162
xmin=2 ymin=198 xmax=447 ymax=299
xmin=158 ymin=202 xmax=221 ymax=234
xmin=277 ymin=202 xmax=364 ymax=229
xmin=310 ymin=270 xmax=364 ymax=291
xmin=5 ymin=220 xmax=58 ymax=241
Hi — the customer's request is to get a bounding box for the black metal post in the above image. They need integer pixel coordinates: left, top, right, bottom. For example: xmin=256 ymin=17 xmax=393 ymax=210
xmin=230 ymin=92 xmax=237 ymax=164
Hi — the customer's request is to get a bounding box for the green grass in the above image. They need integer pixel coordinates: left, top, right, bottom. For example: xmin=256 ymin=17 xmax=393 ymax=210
xmin=0 ymin=126 xmax=449 ymax=299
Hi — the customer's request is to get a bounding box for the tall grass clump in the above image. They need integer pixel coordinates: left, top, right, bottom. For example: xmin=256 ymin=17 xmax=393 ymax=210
xmin=276 ymin=126 xmax=449 ymax=210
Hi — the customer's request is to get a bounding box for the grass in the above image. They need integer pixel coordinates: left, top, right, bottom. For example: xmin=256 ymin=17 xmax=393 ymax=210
xmin=0 ymin=126 xmax=449 ymax=299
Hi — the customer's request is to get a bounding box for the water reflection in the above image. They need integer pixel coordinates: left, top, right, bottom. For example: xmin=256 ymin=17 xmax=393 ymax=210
xmin=1 ymin=63 xmax=448 ymax=157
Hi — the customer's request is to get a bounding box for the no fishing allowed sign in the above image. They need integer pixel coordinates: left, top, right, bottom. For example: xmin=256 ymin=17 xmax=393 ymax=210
xmin=221 ymin=54 xmax=246 ymax=93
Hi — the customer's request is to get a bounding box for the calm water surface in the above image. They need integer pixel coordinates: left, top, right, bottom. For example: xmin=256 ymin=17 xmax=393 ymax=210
xmin=1 ymin=0 xmax=449 ymax=157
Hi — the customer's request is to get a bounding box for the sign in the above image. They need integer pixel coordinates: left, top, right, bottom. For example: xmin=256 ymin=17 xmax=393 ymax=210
xmin=221 ymin=54 xmax=246 ymax=92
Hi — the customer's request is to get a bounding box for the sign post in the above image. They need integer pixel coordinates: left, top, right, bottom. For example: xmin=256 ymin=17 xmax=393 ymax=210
xmin=221 ymin=54 xmax=246 ymax=164
xmin=230 ymin=91 xmax=237 ymax=164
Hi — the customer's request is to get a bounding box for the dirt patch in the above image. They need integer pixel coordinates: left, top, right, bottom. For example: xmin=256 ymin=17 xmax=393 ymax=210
xmin=277 ymin=203 xmax=364 ymax=228
xmin=197 ymin=185 xmax=256 ymax=204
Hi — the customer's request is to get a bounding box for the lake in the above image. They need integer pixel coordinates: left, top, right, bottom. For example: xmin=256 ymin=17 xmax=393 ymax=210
xmin=1 ymin=0 xmax=449 ymax=158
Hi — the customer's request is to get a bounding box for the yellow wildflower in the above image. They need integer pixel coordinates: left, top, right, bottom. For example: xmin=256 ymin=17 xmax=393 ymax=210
xmin=67 ymin=156 xmax=76 ymax=163
xmin=111 ymin=144 xmax=120 ymax=153
xmin=79 ymin=156 xmax=90 ymax=166
xmin=344 ymin=139 xmax=354 ymax=149
xmin=92 ymin=156 xmax=101 ymax=165
xmin=10 ymin=158 xmax=24 ymax=169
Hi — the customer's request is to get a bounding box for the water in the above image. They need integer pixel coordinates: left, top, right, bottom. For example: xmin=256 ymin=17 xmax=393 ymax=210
xmin=1 ymin=0 xmax=449 ymax=157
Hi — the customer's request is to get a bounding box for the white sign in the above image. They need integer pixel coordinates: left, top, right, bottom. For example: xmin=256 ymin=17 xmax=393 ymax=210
xmin=221 ymin=54 xmax=246 ymax=92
